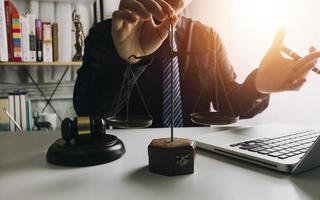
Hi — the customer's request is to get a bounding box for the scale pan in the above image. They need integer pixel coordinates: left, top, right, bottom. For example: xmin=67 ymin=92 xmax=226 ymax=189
xmin=190 ymin=112 xmax=239 ymax=126
xmin=106 ymin=116 xmax=153 ymax=129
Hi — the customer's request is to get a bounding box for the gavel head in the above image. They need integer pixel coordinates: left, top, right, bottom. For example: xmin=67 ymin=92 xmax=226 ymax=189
xmin=61 ymin=116 xmax=106 ymax=143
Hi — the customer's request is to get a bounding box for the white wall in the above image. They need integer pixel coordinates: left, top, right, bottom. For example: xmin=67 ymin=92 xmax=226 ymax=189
xmin=186 ymin=0 xmax=320 ymax=126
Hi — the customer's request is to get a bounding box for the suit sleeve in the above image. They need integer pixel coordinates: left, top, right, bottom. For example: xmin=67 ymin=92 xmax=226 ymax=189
xmin=73 ymin=20 xmax=151 ymax=117
xmin=210 ymin=31 xmax=270 ymax=119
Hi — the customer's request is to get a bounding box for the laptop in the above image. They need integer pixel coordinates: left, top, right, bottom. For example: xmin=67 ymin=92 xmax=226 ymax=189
xmin=192 ymin=123 xmax=320 ymax=174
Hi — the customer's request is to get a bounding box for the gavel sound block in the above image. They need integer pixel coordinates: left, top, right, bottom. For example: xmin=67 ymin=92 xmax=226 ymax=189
xmin=148 ymin=138 xmax=196 ymax=176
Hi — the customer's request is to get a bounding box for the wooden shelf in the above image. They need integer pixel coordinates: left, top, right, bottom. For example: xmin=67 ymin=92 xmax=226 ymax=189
xmin=17 ymin=0 xmax=96 ymax=5
xmin=0 ymin=62 xmax=82 ymax=67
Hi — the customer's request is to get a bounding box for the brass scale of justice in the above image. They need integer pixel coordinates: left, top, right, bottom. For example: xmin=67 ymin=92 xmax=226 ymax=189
xmin=46 ymin=15 xmax=241 ymax=176
xmin=107 ymin=15 xmax=239 ymax=128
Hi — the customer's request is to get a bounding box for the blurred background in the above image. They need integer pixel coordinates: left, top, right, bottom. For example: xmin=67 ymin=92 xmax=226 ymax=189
xmin=2 ymin=0 xmax=320 ymax=128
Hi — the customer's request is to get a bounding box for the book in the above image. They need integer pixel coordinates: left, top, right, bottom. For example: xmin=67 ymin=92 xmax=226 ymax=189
xmin=26 ymin=99 xmax=32 ymax=131
xmin=5 ymin=1 xmax=12 ymax=61
xmin=35 ymin=19 xmax=43 ymax=61
xmin=0 ymin=0 xmax=8 ymax=61
xmin=12 ymin=13 xmax=22 ymax=62
xmin=20 ymin=92 xmax=27 ymax=131
xmin=14 ymin=92 xmax=21 ymax=131
xmin=42 ymin=22 xmax=53 ymax=62
xmin=52 ymin=22 xmax=59 ymax=62
xmin=28 ymin=14 xmax=36 ymax=62
xmin=4 ymin=0 xmax=19 ymax=61
xmin=21 ymin=12 xmax=30 ymax=62
xmin=8 ymin=93 xmax=14 ymax=131
xmin=0 ymin=98 xmax=9 ymax=131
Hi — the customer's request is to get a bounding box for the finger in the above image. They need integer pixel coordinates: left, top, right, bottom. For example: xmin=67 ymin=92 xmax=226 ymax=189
xmin=270 ymin=28 xmax=286 ymax=53
xmin=156 ymin=14 xmax=178 ymax=41
xmin=119 ymin=0 xmax=150 ymax=19
xmin=292 ymin=78 xmax=306 ymax=91
xmin=309 ymin=46 xmax=319 ymax=66
xmin=154 ymin=0 xmax=175 ymax=15
xmin=112 ymin=10 xmax=138 ymax=32
xmin=310 ymin=46 xmax=317 ymax=53
xmin=293 ymin=61 xmax=316 ymax=80
xmin=285 ymin=78 xmax=306 ymax=91
xmin=285 ymin=60 xmax=311 ymax=84
xmin=281 ymin=46 xmax=300 ymax=61
xmin=136 ymin=0 xmax=166 ymax=21
xmin=294 ymin=51 xmax=320 ymax=71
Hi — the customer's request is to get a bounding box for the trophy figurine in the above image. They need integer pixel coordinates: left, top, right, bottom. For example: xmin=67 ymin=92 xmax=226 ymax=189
xmin=72 ymin=9 xmax=85 ymax=61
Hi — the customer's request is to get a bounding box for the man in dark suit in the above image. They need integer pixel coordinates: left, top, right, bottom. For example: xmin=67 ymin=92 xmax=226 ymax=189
xmin=73 ymin=0 xmax=320 ymax=127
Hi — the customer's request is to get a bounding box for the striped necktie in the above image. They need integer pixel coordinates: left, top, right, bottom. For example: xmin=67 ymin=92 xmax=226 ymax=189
xmin=162 ymin=37 xmax=183 ymax=127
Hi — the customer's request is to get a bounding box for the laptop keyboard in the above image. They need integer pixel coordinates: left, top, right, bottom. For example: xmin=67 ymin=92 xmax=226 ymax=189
xmin=230 ymin=130 xmax=320 ymax=159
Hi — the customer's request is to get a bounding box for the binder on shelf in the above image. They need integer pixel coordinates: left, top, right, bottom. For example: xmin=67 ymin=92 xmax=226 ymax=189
xmin=8 ymin=94 xmax=14 ymax=131
xmin=26 ymin=99 xmax=32 ymax=131
xmin=20 ymin=93 xmax=27 ymax=131
xmin=12 ymin=13 xmax=22 ymax=62
xmin=13 ymin=93 xmax=21 ymax=131
xmin=0 ymin=0 xmax=9 ymax=62
xmin=35 ymin=19 xmax=43 ymax=62
xmin=42 ymin=22 xmax=53 ymax=62
xmin=52 ymin=22 xmax=59 ymax=62
xmin=0 ymin=98 xmax=9 ymax=131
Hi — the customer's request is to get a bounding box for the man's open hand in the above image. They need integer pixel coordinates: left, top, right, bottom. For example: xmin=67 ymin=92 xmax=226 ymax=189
xmin=255 ymin=29 xmax=320 ymax=93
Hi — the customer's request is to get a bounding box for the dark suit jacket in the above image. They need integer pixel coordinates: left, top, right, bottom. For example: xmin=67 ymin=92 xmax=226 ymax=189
xmin=73 ymin=16 xmax=270 ymax=127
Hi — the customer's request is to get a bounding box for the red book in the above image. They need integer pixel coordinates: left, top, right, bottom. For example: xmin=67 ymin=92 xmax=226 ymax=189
xmin=4 ymin=0 xmax=19 ymax=61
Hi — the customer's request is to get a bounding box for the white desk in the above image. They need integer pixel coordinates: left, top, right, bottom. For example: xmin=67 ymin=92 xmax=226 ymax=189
xmin=1 ymin=126 xmax=320 ymax=200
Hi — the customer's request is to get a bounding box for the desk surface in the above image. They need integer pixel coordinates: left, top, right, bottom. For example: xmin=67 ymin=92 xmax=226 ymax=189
xmin=1 ymin=125 xmax=320 ymax=200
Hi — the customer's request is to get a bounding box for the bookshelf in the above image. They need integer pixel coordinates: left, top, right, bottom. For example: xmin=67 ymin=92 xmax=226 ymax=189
xmin=0 ymin=61 xmax=82 ymax=126
xmin=0 ymin=62 xmax=82 ymax=67
xmin=0 ymin=0 xmax=98 ymax=131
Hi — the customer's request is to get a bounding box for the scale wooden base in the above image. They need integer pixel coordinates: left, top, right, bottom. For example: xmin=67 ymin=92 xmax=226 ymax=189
xmin=148 ymin=138 xmax=196 ymax=176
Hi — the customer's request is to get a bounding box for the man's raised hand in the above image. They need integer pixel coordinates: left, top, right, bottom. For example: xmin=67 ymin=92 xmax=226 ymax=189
xmin=112 ymin=0 xmax=178 ymax=63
